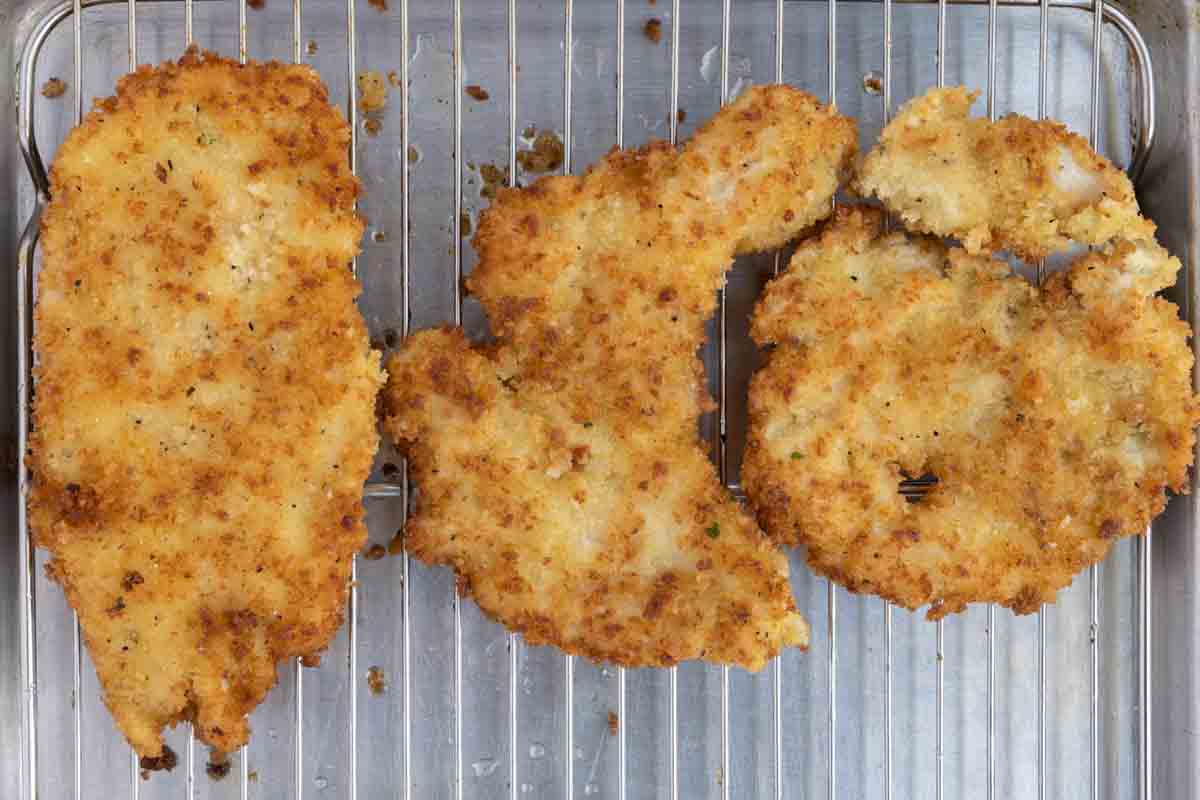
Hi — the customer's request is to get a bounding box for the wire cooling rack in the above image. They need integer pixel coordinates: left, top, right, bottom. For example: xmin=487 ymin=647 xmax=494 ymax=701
xmin=16 ymin=0 xmax=1156 ymax=797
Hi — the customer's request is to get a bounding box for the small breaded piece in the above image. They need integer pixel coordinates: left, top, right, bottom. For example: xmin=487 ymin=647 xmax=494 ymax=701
xmin=30 ymin=48 xmax=383 ymax=758
xmin=854 ymin=87 xmax=1153 ymax=260
xmin=385 ymin=86 xmax=858 ymax=669
xmin=743 ymin=207 xmax=1198 ymax=619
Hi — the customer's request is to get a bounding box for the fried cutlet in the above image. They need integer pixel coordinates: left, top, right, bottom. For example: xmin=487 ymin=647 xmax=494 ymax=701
xmin=384 ymin=86 xmax=858 ymax=669
xmin=853 ymin=87 xmax=1153 ymax=261
xmin=30 ymin=48 xmax=383 ymax=758
xmin=743 ymin=207 xmax=1198 ymax=619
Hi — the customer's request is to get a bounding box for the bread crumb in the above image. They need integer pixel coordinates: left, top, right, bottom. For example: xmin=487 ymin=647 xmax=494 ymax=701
xmin=206 ymin=759 xmax=231 ymax=781
xmin=388 ymin=70 xmax=401 ymax=87
xmin=247 ymin=0 xmax=264 ymax=9
xmin=644 ymin=18 xmax=663 ymax=43
xmin=460 ymin=212 xmax=473 ymax=237
xmin=306 ymin=40 xmax=319 ymax=55
xmin=465 ymin=85 xmax=490 ymax=102
xmin=480 ymin=163 xmax=511 ymax=198
xmin=357 ymin=70 xmax=388 ymax=113
xmin=41 ymin=78 xmax=66 ymax=99
xmin=368 ymin=0 xmax=387 ymax=10
xmin=677 ymin=109 xmax=687 ymax=123
xmin=364 ymin=543 xmax=387 ymax=560
xmin=607 ymin=711 xmax=619 ymax=735
xmin=364 ymin=118 xmax=383 ymax=137
xmin=516 ymin=130 xmax=564 ymax=174
xmin=367 ymin=666 xmax=387 ymax=695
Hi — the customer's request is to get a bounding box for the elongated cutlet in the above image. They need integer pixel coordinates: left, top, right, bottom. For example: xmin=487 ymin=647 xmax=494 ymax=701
xmin=385 ymin=86 xmax=857 ymax=670
xmin=854 ymin=87 xmax=1153 ymax=261
xmin=743 ymin=207 xmax=1199 ymax=619
xmin=30 ymin=48 xmax=383 ymax=759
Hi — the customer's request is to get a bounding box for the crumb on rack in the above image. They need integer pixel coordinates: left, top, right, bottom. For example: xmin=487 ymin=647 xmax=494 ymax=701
xmin=301 ymin=653 xmax=322 ymax=667
xmin=138 ymin=745 xmax=178 ymax=774
xmin=407 ymin=145 xmax=420 ymax=163
xmin=367 ymin=666 xmax=387 ymax=695
xmin=607 ymin=711 xmax=619 ymax=735
xmin=248 ymin=771 xmax=259 ymax=783
xmin=247 ymin=0 xmax=264 ymax=9
xmin=306 ymin=40 xmax=319 ymax=55
xmin=460 ymin=211 xmax=473 ymax=237
xmin=364 ymin=118 xmax=383 ymax=137
xmin=516 ymin=130 xmax=564 ymax=174
xmin=644 ymin=18 xmax=663 ymax=43
xmin=41 ymin=78 xmax=67 ymax=99
xmin=479 ymin=162 xmax=511 ymax=198
xmin=369 ymin=0 xmax=387 ymax=10
xmin=388 ymin=70 xmax=401 ymax=87
xmin=364 ymin=543 xmax=387 ymax=560
xmin=206 ymin=759 xmax=231 ymax=781
xmin=356 ymin=70 xmax=388 ymax=113
xmin=465 ymin=84 xmax=490 ymax=102
xmin=677 ymin=109 xmax=687 ymax=123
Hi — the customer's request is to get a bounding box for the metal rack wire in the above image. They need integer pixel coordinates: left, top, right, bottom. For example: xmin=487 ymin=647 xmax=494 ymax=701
xmin=15 ymin=0 xmax=1157 ymax=797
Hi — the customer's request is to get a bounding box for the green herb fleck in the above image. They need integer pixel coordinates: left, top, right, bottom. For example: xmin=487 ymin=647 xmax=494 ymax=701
xmin=705 ymin=523 xmax=720 ymax=539
xmin=790 ymin=451 xmax=803 ymax=460
xmin=196 ymin=132 xmax=218 ymax=146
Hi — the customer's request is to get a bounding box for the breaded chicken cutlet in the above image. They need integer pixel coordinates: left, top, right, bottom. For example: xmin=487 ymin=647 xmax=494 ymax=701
xmin=743 ymin=207 xmax=1198 ymax=619
xmin=384 ymin=86 xmax=857 ymax=670
xmin=854 ymin=87 xmax=1153 ymax=261
xmin=30 ymin=49 xmax=383 ymax=759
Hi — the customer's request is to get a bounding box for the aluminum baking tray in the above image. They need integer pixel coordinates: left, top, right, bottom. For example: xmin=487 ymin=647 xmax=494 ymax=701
xmin=3 ymin=0 xmax=1199 ymax=798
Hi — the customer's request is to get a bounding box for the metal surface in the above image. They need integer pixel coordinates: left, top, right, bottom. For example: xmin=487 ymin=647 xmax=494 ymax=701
xmin=3 ymin=0 xmax=1192 ymax=797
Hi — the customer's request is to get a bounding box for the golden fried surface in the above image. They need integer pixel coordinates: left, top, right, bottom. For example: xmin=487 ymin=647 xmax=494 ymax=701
xmin=30 ymin=49 xmax=383 ymax=758
xmin=385 ymin=86 xmax=857 ymax=669
xmin=854 ymin=87 xmax=1153 ymax=261
xmin=743 ymin=207 xmax=1198 ymax=619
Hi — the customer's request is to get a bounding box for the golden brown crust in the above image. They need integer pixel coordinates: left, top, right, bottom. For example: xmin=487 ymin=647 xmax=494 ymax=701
xmin=744 ymin=206 xmax=1198 ymax=619
xmin=853 ymin=87 xmax=1154 ymax=261
xmin=31 ymin=47 xmax=383 ymax=757
xmin=384 ymin=86 xmax=858 ymax=670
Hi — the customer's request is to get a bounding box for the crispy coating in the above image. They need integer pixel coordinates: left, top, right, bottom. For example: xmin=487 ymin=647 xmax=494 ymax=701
xmin=854 ymin=87 xmax=1153 ymax=260
xmin=385 ymin=86 xmax=857 ymax=669
xmin=30 ymin=48 xmax=384 ymax=758
xmin=744 ymin=207 xmax=1198 ymax=619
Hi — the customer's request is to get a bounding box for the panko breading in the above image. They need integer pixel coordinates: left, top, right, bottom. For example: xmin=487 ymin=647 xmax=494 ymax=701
xmin=743 ymin=207 xmax=1198 ymax=619
xmin=854 ymin=87 xmax=1153 ymax=260
xmin=30 ymin=49 xmax=383 ymax=759
xmin=384 ymin=86 xmax=857 ymax=670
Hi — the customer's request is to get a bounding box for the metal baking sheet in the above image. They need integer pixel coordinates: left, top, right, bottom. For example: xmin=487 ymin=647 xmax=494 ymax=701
xmin=5 ymin=0 xmax=1197 ymax=798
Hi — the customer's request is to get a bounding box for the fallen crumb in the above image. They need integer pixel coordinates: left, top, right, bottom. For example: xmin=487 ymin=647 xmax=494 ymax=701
xmin=644 ymin=18 xmax=663 ymax=43
xmin=247 ymin=0 xmax=264 ymax=9
xmin=607 ymin=711 xmax=619 ymax=735
xmin=407 ymin=145 xmax=420 ymax=163
xmin=479 ymin=162 xmax=511 ymax=198
xmin=516 ymin=130 xmax=565 ymax=174
xmin=364 ymin=118 xmax=383 ymax=137
xmin=306 ymin=40 xmax=319 ymax=55
xmin=357 ymin=70 xmax=388 ymax=113
xmin=41 ymin=78 xmax=66 ymax=99
xmin=248 ymin=771 xmax=259 ymax=783
xmin=677 ymin=109 xmax=687 ymax=123
xmin=372 ymin=230 xmax=387 ymax=243
xmin=138 ymin=745 xmax=178 ymax=774
xmin=368 ymin=0 xmax=387 ymax=10
xmin=140 ymin=769 xmax=150 ymax=781
xmin=364 ymin=543 xmax=387 ymax=560
xmin=206 ymin=759 xmax=231 ymax=781
xmin=522 ymin=124 xmax=537 ymax=140
xmin=301 ymin=653 xmax=322 ymax=667
xmin=862 ymin=73 xmax=883 ymax=95
xmin=367 ymin=666 xmax=387 ymax=695
xmin=381 ymin=460 xmax=400 ymax=475
xmin=465 ymin=85 xmax=490 ymax=102
xmin=460 ymin=211 xmax=473 ymax=237
xmin=387 ymin=529 xmax=404 ymax=555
